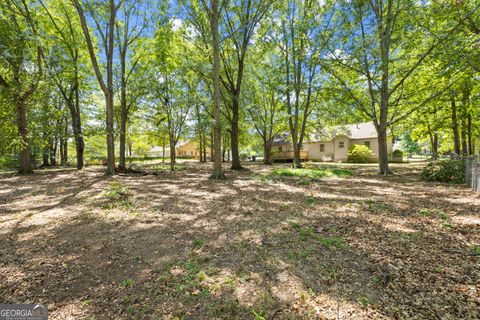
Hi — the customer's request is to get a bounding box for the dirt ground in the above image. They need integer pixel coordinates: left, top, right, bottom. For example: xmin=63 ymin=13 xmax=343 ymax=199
xmin=0 ymin=161 xmax=479 ymax=319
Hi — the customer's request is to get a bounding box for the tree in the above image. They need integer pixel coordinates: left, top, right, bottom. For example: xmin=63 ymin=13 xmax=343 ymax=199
xmin=322 ymin=0 xmax=479 ymax=174
xmin=274 ymin=0 xmax=326 ymax=168
xmin=218 ymin=0 xmax=271 ymax=170
xmin=0 ymin=0 xmax=43 ymax=173
xmin=115 ymin=0 xmax=156 ymax=170
xmin=41 ymin=0 xmax=87 ymax=169
xmin=72 ymin=0 xmax=120 ymax=175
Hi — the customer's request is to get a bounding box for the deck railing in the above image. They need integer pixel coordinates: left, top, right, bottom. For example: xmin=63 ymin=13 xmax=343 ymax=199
xmin=272 ymin=150 xmax=309 ymax=160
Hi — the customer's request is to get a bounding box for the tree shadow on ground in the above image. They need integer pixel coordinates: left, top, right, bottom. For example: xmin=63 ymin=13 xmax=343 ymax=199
xmin=0 ymin=164 xmax=478 ymax=319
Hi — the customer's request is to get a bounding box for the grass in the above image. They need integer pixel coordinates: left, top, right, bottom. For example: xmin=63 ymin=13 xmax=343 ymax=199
xmin=266 ymin=167 xmax=353 ymax=180
xmin=103 ymin=181 xmax=133 ymax=208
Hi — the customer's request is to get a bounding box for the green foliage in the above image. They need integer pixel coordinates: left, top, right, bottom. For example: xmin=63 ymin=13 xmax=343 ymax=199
xmin=120 ymin=278 xmax=135 ymax=288
xmin=265 ymin=167 xmax=353 ymax=180
xmin=347 ymin=145 xmax=373 ymax=163
xmin=392 ymin=149 xmax=404 ymax=158
xmin=420 ymin=160 xmax=465 ymax=183
xmin=104 ymin=181 xmax=133 ymax=207
xmin=239 ymin=152 xmax=248 ymax=161
xmin=317 ymin=235 xmax=348 ymax=249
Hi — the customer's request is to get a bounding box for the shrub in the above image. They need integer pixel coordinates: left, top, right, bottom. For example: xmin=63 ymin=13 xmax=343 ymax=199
xmin=392 ymin=149 xmax=403 ymax=158
xmin=239 ymin=152 xmax=249 ymax=161
xmin=420 ymin=160 xmax=465 ymax=183
xmin=347 ymin=145 xmax=373 ymax=163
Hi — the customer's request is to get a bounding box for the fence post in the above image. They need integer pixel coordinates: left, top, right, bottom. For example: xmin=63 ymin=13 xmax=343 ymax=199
xmin=466 ymin=157 xmax=473 ymax=188
xmin=473 ymin=157 xmax=479 ymax=192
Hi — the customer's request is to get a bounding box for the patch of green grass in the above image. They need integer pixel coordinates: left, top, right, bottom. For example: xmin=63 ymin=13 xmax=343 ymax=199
xmin=306 ymin=195 xmax=315 ymax=206
xmin=252 ymin=309 xmax=267 ymax=320
xmin=364 ymin=198 xmax=387 ymax=213
xmin=358 ymin=296 xmax=370 ymax=309
xmin=317 ymin=235 xmax=348 ymax=249
xmin=192 ymin=239 xmax=205 ymax=249
xmin=120 ymin=278 xmax=135 ymax=288
xmin=298 ymin=226 xmax=314 ymax=240
xmin=419 ymin=209 xmax=434 ymax=217
xmin=470 ymin=245 xmax=480 ymax=255
xmin=103 ymin=181 xmax=133 ymax=208
xmin=264 ymin=167 xmax=353 ymax=180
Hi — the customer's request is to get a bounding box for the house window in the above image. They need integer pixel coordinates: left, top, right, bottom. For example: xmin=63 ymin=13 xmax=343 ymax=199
xmin=320 ymin=144 xmax=325 ymax=152
xmin=364 ymin=141 xmax=371 ymax=148
xmin=339 ymin=141 xmax=344 ymax=148
xmin=279 ymin=146 xmax=283 ymax=152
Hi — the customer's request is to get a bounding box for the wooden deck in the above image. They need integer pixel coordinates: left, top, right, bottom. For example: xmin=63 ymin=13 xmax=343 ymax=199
xmin=272 ymin=150 xmax=309 ymax=161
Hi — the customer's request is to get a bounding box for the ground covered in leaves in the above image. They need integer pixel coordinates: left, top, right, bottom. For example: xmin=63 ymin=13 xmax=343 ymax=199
xmin=0 ymin=161 xmax=479 ymax=319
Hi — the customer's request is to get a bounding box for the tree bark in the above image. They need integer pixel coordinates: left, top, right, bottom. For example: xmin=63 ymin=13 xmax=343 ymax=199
xmin=377 ymin=124 xmax=391 ymax=175
xmin=210 ymin=0 xmax=224 ymax=179
xmin=119 ymin=49 xmax=127 ymax=170
xmin=230 ymin=100 xmax=242 ymax=169
xmin=451 ymin=99 xmax=461 ymax=155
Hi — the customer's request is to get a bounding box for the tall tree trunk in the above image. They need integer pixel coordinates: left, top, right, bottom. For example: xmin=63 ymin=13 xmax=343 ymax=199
xmin=42 ymin=146 xmax=49 ymax=167
xmin=210 ymin=0 xmax=224 ymax=179
xmin=377 ymin=124 xmax=390 ymax=175
xmin=430 ymin=132 xmax=439 ymax=160
xmin=169 ymin=138 xmax=176 ymax=172
xmin=199 ymin=132 xmax=203 ymax=162
xmin=16 ymin=99 xmax=33 ymax=174
xmin=451 ymin=99 xmax=461 ymax=155
xmin=467 ymin=113 xmax=473 ymax=155
xmin=263 ymin=138 xmax=272 ymax=165
xmin=461 ymin=119 xmax=468 ymax=156
xmin=69 ymin=72 xmax=84 ymax=170
xmin=230 ymin=100 xmax=242 ymax=170
xmin=119 ymin=51 xmax=127 ymax=170
xmin=105 ymin=92 xmax=115 ymax=174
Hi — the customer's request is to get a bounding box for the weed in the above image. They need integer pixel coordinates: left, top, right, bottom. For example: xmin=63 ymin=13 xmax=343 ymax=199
xmin=317 ymin=235 xmax=348 ymax=249
xmin=103 ymin=181 xmax=133 ymax=208
xmin=471 ymin=245 xmax=480 ymax=255
xmin=299 ymin=226 xmax=314 ymax=240
xmin=263 ymin=167 xmax=353 ymax=181
xmin=418 ymin=209 xmax=434 ymax=217
xmin=192 ymin=239 xmax=205 ymax=249
xmin=306 ymin=195 xmax=315 ymax=206
xmin=120 ymin=278 xmax=134 ymax=288
xmin=358 ymin=296 xmax=370 ymax=309
xmin=252 ymin=309 xmax=267 ymax=320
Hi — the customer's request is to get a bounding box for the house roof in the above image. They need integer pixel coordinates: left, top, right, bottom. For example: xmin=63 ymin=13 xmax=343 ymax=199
xmin=341 ymin=122 xmax=378 ymax=139
xmin=273 ymin=122 xmax=380 ymax=145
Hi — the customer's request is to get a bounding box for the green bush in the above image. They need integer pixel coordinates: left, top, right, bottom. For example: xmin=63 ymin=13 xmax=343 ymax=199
xmin=420 ymin=160 xmax=465 ymax=183
xmin=239 ymin=152 xmax=248 ymax=161
xmin=347 ymin=145 xmax=373 ymax=163
xmin=392 ymin=149 xmax=403 ymax=157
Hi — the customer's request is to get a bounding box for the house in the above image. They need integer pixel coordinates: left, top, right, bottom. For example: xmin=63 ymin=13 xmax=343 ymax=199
xmin=176 ymin=140 xmax=211 ymax=160
xmin=271 ymin=122 xmax=393 ymax=162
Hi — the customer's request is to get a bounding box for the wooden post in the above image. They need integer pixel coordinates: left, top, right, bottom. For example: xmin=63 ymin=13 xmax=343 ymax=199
xmin=473 ymin=157 xmax=479 ymax=192
xmin=466 ymin=156 xmax=473 ymax=188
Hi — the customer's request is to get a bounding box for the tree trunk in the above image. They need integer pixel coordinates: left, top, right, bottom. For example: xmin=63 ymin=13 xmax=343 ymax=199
xmin=105 ymin=91 xmax=115 ymax=175
xmin=16 ymin=99 xmax=33 ymax=174
xmin=42 ymin=146 xmax=49 ymax=167
xmin=230 ymin=99 xmax=242 ymax=170
xmin=119 ymin=52 xmax=127 ymax=170
xmin=210 ymin=0 xmax=224 ymax=178
xmin=432 ymin=133 xmax=438 ymax=160
xmin=170 ymin=138 xmax=176 ymax=172
xmin=467 ymin=113 xmax=473 ymax=155
xmin=293 ymin=143 xmax=302 ymax=168
xmin=377 ymin=125 xmax=391 ymax=175
xmin=199 ymin=132 xmax=203 ymax=162
xmin=68 ymin=78 xmax=84 ymax=170
xmin=461 ymin=118 xmax=468 ymax=156
xmin=451 ymin=99 xmax=461 ymax=155
xmin=263 ymin=138 xmax=272 ymax=165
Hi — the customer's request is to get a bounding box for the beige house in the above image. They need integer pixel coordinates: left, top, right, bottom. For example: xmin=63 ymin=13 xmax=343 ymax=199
xmin=176 ymin=141 xmax=211 ymax=160
xmin=272 ymin=122 xmax=393 ymax=162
